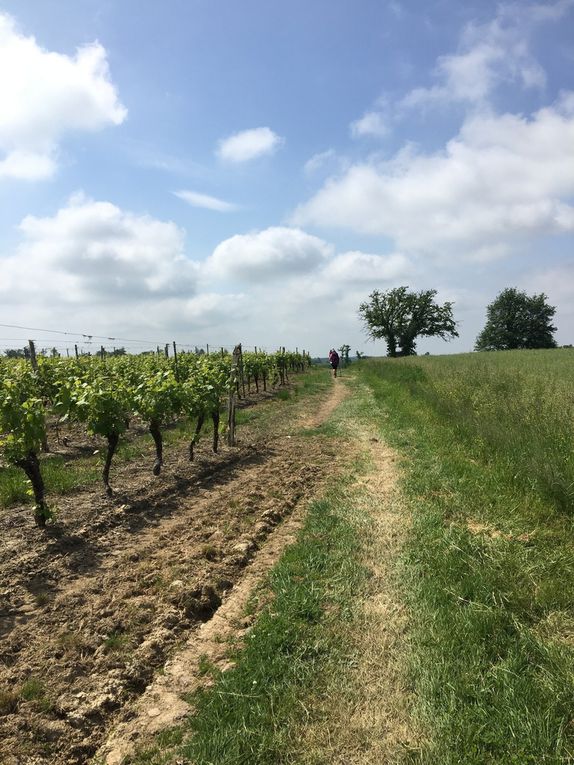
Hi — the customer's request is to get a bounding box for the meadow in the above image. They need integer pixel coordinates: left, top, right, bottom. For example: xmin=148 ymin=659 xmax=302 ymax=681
xmin=361 ymin=348 xmax=574 ymax=763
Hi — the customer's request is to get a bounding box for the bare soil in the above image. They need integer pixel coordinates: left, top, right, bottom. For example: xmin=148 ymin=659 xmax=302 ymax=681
xmin=0 ymin=378 xmax=346 ymax=765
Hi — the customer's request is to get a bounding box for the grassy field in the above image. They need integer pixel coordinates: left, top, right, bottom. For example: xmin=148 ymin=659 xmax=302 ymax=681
xmin=361 ymin=348 xmax=574 ymax=764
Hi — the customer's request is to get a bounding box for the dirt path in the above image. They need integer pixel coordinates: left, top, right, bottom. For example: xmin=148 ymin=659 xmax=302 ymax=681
xmin=0 ymin=377 xmax=348 ymax=765
xmin=297 ymin=384 xmax=418 ymax=763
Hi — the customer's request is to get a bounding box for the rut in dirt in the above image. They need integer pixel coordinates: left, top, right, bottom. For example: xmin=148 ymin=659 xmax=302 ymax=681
xmin=0 ymin=378 xmax=345 ymax=765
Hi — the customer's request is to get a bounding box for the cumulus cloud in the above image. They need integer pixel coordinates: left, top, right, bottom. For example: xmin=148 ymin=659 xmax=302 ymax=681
xmin=0 ymin=195 xmax=198 ymax=306
xmin=216 ymin=127 xmax=284 ymax=163
xmin=174 ymin=189 xmax=238 ymax=212
xmin=321 ymin=251 xmax=412 ymax=283
xmin=0 ymin=13 xmax=126 ymax=181
xmin=293 ymin=96 xmax=574 ymax=258
xmin=206 ymin=226 xmax=333 ymax=282
xmin=400 ymin=1 xmax=571 ymax=110
xmin=0 ymin=149 xmax=56 ymax=180
xmin=350 ymin=111 xmax=389 ymax=138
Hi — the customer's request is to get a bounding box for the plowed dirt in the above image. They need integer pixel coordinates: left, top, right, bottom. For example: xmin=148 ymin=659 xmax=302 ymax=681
xmin=0 ymin=376 xmax=347 ymax=765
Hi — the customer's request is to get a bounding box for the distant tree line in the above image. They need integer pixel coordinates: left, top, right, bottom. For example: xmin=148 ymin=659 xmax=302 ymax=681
xmin=3 ymin=346 xmax=128 ymax=358
xmin=359 ymin=286 xmax=560 ymax=356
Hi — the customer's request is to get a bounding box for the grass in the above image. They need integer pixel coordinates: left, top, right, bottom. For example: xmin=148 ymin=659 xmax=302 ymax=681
xmin=18 ymin=677 xmax=54 ymax=713
xmin=103 ymin=631 xmax=131 ymax=653
xmin=181 ymin=491 xmax=367 ymax=764
xmin=127 ymin=479 xmax=373 ymax=764
xmin=359 ymin=349 xmax=574 ymax=764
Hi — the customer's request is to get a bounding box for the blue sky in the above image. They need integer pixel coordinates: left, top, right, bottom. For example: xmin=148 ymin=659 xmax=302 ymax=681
xmin=0 ymin=0 xmax=572 ymax=356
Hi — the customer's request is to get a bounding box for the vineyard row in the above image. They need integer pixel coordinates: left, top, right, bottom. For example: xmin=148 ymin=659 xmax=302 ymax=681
xmin=0 ymin=346 xmax=311 ymax=527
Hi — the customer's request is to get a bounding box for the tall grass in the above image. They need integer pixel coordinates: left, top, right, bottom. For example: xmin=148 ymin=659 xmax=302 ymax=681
xmin=360 ymin=349 xmax=574 ymax=763
xmin=366 ymin=350 xmax=574 ymax=518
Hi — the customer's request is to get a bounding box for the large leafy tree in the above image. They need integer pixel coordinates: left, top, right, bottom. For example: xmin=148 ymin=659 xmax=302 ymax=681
xmin=358 ymin=286 xmax=458 ymax=357
xmin=475 ymin=288 xmax=557 ymax=351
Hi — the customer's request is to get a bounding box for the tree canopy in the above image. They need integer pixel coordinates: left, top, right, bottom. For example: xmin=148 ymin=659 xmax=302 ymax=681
xmin=358 ymin=286 xmax=458 ymax=357
xmin=475 ymin=288 xmax=557 ymax=351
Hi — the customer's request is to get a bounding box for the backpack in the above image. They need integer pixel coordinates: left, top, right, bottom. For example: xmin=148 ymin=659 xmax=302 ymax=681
xmin=331 ymin=351 xmax=339 ymax=364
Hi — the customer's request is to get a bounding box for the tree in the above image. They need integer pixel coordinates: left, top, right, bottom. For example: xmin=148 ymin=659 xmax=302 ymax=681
xmin=338 ymin=344 xmax=351 ymax=366
xmin=4 ymin=348 xmax=28 ymax=359
xmin=358 ymin=286 xmax=458 ymax=357
xmin=475 ymin=288 xmax=557 ymax=351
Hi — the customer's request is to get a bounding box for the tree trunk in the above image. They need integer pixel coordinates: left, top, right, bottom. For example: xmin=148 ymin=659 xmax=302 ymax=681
xmin=103 ymin=431 xmax=119 ymax=496
xmin=212 ymin=410 xmax=220 ymax=453
xmin=149 ymin=418 xmax=163 ymax=475
xmin=189 ymin=414 xmax=205 ymax=461
xmin=398 ymin=334 xmax=417 ymax=356
xmin=16 ymin=451 xmax=49 ymax=527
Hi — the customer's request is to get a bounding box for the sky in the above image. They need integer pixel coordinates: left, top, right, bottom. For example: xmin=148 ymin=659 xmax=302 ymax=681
xmin=0 ymin=0 xmax=573 ymax=357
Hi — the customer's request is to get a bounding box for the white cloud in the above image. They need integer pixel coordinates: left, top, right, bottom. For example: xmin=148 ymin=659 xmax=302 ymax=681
xmin=304 ymin=149 xmax=336 ymax=175
xmin=179 ymin=293 xmax=248 ymax=326
xmin=0 ymin=149 xmax=56 ymax=180
xmin=522 ymin=262 xmax=574 ymax=312
xmin=400 ymin=2 xmax=572 ymax=110
xmin=206 ymin=226 xmax=333 ymax=281
xmin=350 ymin=111 xmax=389 ymax=138
xmin=0 ymin=12 xmax=126 ymax=180
xmin=174 ymin=190 xmax=238 ymax=212
xmin=321 ymin=251 xmax=412 ymax=284
xmin=510 ymin=0 xmax=574 ymax=24
xmin=216 ymin=127 xmax=284 ymax=163
xmin=293 ymin=97 xmax=574 ymax=257
xmin=0 ymin=195 xmax=197 ymax=305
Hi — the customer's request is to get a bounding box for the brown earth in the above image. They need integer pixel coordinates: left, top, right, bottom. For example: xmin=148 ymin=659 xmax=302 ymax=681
xmin=0 ymin=377 xmax=348 ymax=765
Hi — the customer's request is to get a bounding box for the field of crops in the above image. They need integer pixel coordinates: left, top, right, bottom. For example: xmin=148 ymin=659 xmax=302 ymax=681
xmin=0 ymin=348 xmax=308 ymax=526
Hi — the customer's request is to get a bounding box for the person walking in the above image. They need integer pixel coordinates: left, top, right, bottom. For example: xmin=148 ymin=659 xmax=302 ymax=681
xmin=328 ymin=348 xmax=340 ymax=378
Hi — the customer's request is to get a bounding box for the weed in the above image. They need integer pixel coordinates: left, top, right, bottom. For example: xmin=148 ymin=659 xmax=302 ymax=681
xmin=201 ymin=543 xmax=218 ymax=561
xmin=20 ymin=678 xmax=45 ymax=701
xmin=103 ymin=631 xmax=130 ymax=652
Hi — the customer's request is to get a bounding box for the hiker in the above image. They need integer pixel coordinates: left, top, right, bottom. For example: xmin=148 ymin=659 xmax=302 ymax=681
xmin=328 ymin=349 xmax=340 ymax=377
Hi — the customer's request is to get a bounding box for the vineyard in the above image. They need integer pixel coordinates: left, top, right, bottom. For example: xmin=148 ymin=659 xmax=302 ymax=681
xmin=0 ymin=347 xmax=310 ymax=526
xmin=0 ymin=348 xmax=332 ymax=765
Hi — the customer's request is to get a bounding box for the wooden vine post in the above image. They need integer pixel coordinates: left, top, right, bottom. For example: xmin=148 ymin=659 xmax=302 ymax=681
xmin=172 ymin=341 xmax=179 ymax=381
xmin=239 ymin=343 xmax=246 ymax=398
xmin=227 ymin=343 xmax=241 ymax=446
xmin=28 ymin=339 xmax=38 ymax=372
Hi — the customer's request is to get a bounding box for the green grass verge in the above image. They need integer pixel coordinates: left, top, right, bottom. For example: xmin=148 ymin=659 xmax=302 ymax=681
xmin=127 ymin=485 xmax=370 ymax=764
xmin=359 ymin=351 xmax=574 ymax=764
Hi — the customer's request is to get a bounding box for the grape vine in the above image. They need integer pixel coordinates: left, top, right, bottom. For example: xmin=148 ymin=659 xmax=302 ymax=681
xmin=0 ymin=348 xmax=309 ymax=524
